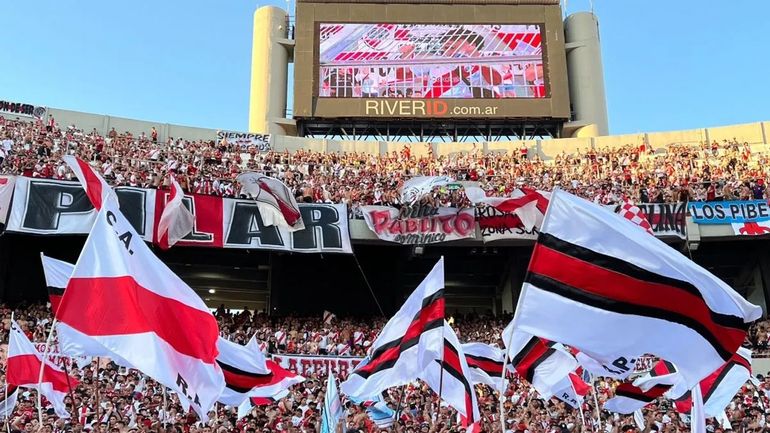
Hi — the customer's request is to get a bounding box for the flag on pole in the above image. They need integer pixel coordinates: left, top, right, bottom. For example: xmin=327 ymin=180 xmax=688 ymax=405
xmin=216 ymin=336 xmax=271 ymax=406
xmin=0 ymin=385 xmax=18 ymax=420
xmin=7 ymin=320 xmax=78 ymax=418
xmin=236 ymin=172 xmax=304 ymax=231
xmin=632 ymin=360 xmax=687 ymax=399
xmin=503 ymin=325 xmax=577 ymax=397
xmin=341 ymin=258 xmax=445 ymax=399
xmin=321 ymin=373 xmax=344 ymax=433
xmin=56 ymin=156 xmax=224 ymax=419
xmin=40 ymin=254 xmax=74 ymax=315
xmin=462 ymin=342 xmax=506 ymax=389
xmin=62 ymin=156 xmax=116 ymax=211
xmin=512 ymin=189 xmax=761 ymax=389
xmin=323 ymin=310 xmax=336 ymax=324
xmin=419 ymin=321 xmax=480 ymax=425
xmin=603 ymin=382 xmax=670 ymax=414
xmin=156 ymin=176 xmax=194 ymax=249
xmin=234 ymin=361 xmax=305 ymax=418
xmin=549 ymin=370 xmax=591 ymax=409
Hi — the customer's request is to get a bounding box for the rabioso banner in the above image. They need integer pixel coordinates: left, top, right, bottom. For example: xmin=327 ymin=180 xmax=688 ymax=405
xmin=6 ymin=178 xmax=352 ymax=253
xmin=360 ymin=204 xmax=476 ymax=245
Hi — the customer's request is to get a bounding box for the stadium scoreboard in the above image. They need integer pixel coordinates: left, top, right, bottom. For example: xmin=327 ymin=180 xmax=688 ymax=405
xmin=293 ymin=0 xmax=570 ymax=122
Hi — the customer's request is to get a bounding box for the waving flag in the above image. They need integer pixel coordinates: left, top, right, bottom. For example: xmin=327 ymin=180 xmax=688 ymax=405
xmin=341 ymin=258 xmax=445 ymax=399
xmin=7 ymin=320 xmax=78 ymax=418
xmin=236 ymin=172 xmax=304 ymax=231
xmin=62 ymin=156 xmax=116 ymax=211
xmin=40 ymin=254 xmax=74 ymax=315
xmin=512 ymin=189 xmax=761 ymax=389
xmin=615 ymin=201 xmax=654 ymax=235
xmin=419 ymin=321 xmax=480 ymax=425
xmin=462 ymin=342 xmax=506 ymax=389
xmin=464 ymin=185 xmax=550 ymax=231
xmin=216 ymin=336 xmax=271 ymax=406
xmin=550 ymin=371 xmax=591 ymax=409
xmin=672 ymin=348 xmax=753 ymax=417
xmin=156 ymin=176 xmax=194 ymax=250
xmin=604 ymin=382 xmax=669 ymax=414
xmin=234 ymin=360 xmax=305 ymax=417
xmin=400 ymin=176 xmax=454 ymax=204
xmin=56 ymin=156 xmax=224 ymax=419
xmin=632 ymin=360 xmax=687 ymax=399
xmin=0 ymin=385 xmax=18 ymax=420
xmin=503 ymin=325 xmax=577 ymax=397
xmin=321 ymin=373 xmax=344 ymax=433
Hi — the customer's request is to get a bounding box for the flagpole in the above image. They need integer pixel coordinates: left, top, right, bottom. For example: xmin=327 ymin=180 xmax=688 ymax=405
xmin=437 ymin=322 xmax=445 ymax=410
xmin=591 ymin=379 xmax=602 ymax=432
xmin=63 ymin=358 xmax=77 ymax=421
xmin=37 ymin=317 xmax=58 ymax=425
xmin=94 ymin=357 xmax=100 ymax=427
xmin=162 ymin=386 xmax=168 ymax=428
xmin=4 ymin=382 xmax=9 ymax=433
xmin=393 ymin=385 xmax=406 ymax=433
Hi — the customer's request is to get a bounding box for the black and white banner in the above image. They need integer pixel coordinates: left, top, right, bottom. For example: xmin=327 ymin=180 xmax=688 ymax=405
xmin=0 ymin=175 xmax=15 ymax=225
xmin=6 ymin=178 xmax=352 ymax=253
xmin=216 ymin=131 xmax=272 ymax=152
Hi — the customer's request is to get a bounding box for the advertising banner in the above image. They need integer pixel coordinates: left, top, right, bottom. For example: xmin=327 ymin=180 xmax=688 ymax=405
xmin=270 ymin=354 xmax=364 ymax=379
xmin=216 ymin=131 xmax=272 ymax=152
xmin=7 ymin=178 xmax=352 ymax=253
xmin=360 ymin=204 xmax=475 ymax=244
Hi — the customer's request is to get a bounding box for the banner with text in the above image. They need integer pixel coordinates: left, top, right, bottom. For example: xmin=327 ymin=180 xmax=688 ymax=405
xmin=0 ymin=175 xmax=15 ymax=225
xmin=217 ymin=131 xmax=271 ymax=152
xmin=476 ymin=202 xmax=686 ymax=242
xmin=6 ymin=178 xmax=352 ymax=253
xmin=270 ymin=354 xmax=364 ymax=379
xmin=689 ymin=200 xmax=770 ymax=236
xmin=361 ymin=204 xmax=476 ymax=245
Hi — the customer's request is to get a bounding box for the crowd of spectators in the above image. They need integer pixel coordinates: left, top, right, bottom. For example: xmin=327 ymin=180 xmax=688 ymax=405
xmin=2 ymin=117 xmax=769 ymax=218
xmin=2 ymin=303 xmax=770 ymax=433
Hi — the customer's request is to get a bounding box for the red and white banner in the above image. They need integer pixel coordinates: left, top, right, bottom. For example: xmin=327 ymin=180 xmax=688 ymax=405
xmin=361 ymin=204 xmax=475 ymax=245
xmin=6 ymin=178 xmax=352 ymax=253
xmin=270 ymin=354 xmax=364 ymax=379
xmin=0 ymin=175 xmax=14 ymax=225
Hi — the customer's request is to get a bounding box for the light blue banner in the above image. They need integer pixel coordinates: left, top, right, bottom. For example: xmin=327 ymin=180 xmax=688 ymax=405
xmin=689 ymin=200 xmax=770 ymax=224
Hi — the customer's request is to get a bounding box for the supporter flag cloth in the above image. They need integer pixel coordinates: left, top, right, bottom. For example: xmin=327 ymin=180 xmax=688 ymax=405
xmin=237 ymin=390 xmax=290 ymax=419
xmin=248 ymin=360 xmax=305 ymax=398
xmin=156 ymin=176 xmax=194 ymax=250
xmin=632 ymin=360 xmax=687 ymax=399
xmin=0 ymin=385 xmax=18 ymax=420
xmin=40 ymin=254 xmax=74 ymax=315
xmin=512 ymin=188 xmax=761 ymax=389
xmin=462 ymin=342 xmax=506 ymax=389
xmin=7 ymin=320 xmax=78 ymax=418
xmin=56 ymin=156 xmax=224 ymax=419
xmin=341 ymin=258 xmax=445 ymax=399
xmin=216 ymin=336 xmax=271 ymax=406
xmin=400 ymin=176 xmax=454 ymax=203
xmin=236 ymin=172 xmax=304 ymax=231
xmin=464 ymin=185 xmax=550 ymax=231
xmin=321 ymin=373 xmax=344 ymax=433
xmin=573 ymin=349 xmax=636 ymax=380
xmin=348 ymin=394 xmax=397 ymax=428
xmin=503 ymin=325 xmax=577 ymax=397
xmin=671 ymin=347 xmax=754 ymax=417
xmin=603 ymin=382 xmax=670 ymax=414
xmin=615 ymin=201 xmax=654 ymax=235
xmin=419 ymin=321 xmax=480 ymax=425
xmin=323 ymin=310 xmax=336 ymax=324
xmin=61 ymin=155 xmax=116 ymax=211
xmin=550 ymin=370 xmax=591 ymax=409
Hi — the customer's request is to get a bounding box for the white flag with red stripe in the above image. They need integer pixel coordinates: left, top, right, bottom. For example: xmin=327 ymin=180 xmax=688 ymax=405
xmin=513 ymin=189 xmax=761 ymax=389
xmin=0 ymin=385 xmax=18 ymax=420
xmin=503 ymin=325 xmax=577 ymax=398
xmin=40 ymin=254 xmax=74 ymax=316
xmin=236 ymin=173 xmax=304 ymax=231
xmin=56 ymin=156 xmax=224 ymax=419
xmin=156 ymin=176 xmax=194 ymax=249
xmin=7 ymin=320 xmax=78 ymax=418
xmin=216 ymin=336 xmax=271 ymax=406
xmin=419 ymin=321 xmax=480 ymax=425
xmin=464 ymin=185 xmax=550 ymax=231
xmin=62 ymin=156 xmax=116 ymax=211
xmin=462 ymin=342 xmax=506 ymax=389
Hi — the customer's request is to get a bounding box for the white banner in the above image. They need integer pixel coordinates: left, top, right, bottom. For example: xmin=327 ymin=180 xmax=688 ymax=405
xmin=217 ymin=131 xmax=271 ymax=152
xmin=6 ymin=177 xmax=156 ymax=241
xmin=270 ymin=354 xmax=364 ymax=379
xmin=360 ymin=204 xmax=476 ymax=245
xmin=0 ymin=175 xmax=15 ymax=224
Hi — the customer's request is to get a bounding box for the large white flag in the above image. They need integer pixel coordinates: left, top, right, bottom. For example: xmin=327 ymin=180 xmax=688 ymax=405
xmin=400 ymin=176 xmax=453 ymax=203
xmin=462 ymin=342 xmax=506 ymax=389
xmin=56 ymin=157 xmax=224 ymax=419
xmin=512 ymin=189 xmax=761 ymax=389
xmin=464 ymin=185 xmax=550 ymax=231
xmin=156 ymin=176 xmax=194 ymax=249
xmin=216 ymin=336 xmax=271 ymax=406
xmin=503 ymin=325 xmax=577 ymax=398
xmin=7 ymin=320 xmax=79 ymax=418
xmin=236 ymin=172 xmax=304 ymax=231
xmin=419 ymin=321 xmax=480 ymax=425
xmin=341 ymin=258 xmax=445 ymax=398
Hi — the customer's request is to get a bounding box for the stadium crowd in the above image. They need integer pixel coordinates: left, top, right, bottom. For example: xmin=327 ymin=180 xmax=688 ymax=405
xmin=1 ymin=303 xmax=769 ymax=433
xmin=1 ymin=117 xmax=769 ymax=216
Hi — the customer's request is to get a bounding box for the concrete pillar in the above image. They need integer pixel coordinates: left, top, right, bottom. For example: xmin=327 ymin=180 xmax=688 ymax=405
xmin=249 ymin=6 xmax=291 ymax=135
xmin=564 ymin=12 xmax=609 ymax=136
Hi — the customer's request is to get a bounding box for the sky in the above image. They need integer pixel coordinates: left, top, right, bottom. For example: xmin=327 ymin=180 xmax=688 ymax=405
xmin=1 ymin=0 xmax=769 ymax=136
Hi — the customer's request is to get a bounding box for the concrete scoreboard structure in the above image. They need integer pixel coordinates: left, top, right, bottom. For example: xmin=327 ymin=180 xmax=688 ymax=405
xmin=249 ymin=0 xmax=609 ymax=140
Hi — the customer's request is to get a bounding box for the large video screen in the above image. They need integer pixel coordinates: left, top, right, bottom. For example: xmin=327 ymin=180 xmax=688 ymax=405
xmin=318 ymin=24 xmax=545 ymax=99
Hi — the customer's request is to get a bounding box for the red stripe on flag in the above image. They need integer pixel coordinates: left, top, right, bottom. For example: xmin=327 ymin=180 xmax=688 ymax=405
xmin=59 ymin=276 xmax=219 ymax=363
xmin=76 ymin=158 xmax=104 ymax=210
xmin=512 ymin=338 xmax=550 ymax=382
xmin=465 ymin=355 xmax=504 ymax=377
xmin=529 ymin=244 xmax=745 ymax=353
xmin=442 ymin=342 xmax=475 ymax=423
xmin=7 ymin=354 xmax=77 ymax=394
xmin=256 ymin=181 xmax=301 ymax=226
xmin=220 ymin=365 xmax=272 ymax=391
